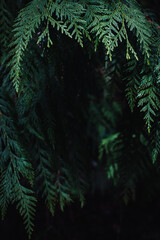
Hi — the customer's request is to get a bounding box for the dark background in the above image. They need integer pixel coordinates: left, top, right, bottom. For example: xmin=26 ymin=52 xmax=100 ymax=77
xmin=1 ymin=0 xmax=160 ymax=239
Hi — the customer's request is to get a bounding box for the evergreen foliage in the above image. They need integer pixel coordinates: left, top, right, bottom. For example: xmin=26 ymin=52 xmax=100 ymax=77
xmin=0 ymin=0 xmax=160 ymax=238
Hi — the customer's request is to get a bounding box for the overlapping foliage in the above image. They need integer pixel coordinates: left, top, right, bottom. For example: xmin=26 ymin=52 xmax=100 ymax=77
xmin=0 ymin=0 xmax=160 ymax=238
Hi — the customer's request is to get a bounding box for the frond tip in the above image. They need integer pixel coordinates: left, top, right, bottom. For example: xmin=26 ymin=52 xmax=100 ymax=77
xmin=137 ymin=74 xmax=160 ymax=133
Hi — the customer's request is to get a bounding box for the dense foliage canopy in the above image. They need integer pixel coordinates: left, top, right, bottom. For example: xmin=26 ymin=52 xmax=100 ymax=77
xmin=0 ymin=0 xmax=160 ymax=238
